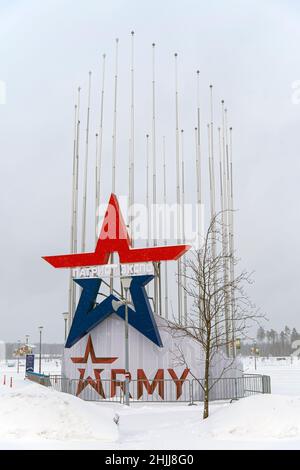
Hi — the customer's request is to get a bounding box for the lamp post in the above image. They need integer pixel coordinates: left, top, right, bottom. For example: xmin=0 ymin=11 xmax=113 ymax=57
xmin=25 ymin=335 xmax=29 ymax=346
xmin=38 ymin=326 xmax=43 ymax=374
xmin=112 ymin=276 xmax=132 ymax=406
xmin=251 ymin=342 xmax=259 ymax=371
xmin=62 ymin=312 xmax=69 ymax=342
xmin=123 ymin=277 xmax=132 ymax=407
xmin=235 ymin=338 xmax=241 ymax=352
xmin=255 ymin=347 xmax=260 ymax=370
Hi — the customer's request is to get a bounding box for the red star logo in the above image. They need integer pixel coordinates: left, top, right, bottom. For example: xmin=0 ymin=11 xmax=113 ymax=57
xmin=70 ymin=335 xmax=117 ymax=397
xmin=43 ymin=193 xmax=190 ymax=268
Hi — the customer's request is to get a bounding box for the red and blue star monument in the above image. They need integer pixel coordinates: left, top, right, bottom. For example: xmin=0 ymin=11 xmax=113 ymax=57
xmin=43 ymin=194 xmax=191 ymax=349
xmin=43 ymin=193 xmax=190 ymax=268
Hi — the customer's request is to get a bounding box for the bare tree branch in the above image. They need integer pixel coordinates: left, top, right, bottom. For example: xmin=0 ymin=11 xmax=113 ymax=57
xmin=168 ymin=211 xmax=266 ymax=419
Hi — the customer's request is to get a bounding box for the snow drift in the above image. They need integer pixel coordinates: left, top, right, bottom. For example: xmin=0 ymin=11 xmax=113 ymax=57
xmin=0 ymin=380 xmax=118 ymax=442
xmin=198 ymin=394 xmax=300 ymax=440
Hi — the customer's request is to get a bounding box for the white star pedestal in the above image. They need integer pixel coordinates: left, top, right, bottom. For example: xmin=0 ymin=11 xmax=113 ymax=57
xmin=62 ymin=314 xmax=243 ymax=402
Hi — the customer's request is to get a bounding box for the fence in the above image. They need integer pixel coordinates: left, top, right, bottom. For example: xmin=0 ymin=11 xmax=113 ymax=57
xmin=48 ymin=373 xmax=271 ymax=404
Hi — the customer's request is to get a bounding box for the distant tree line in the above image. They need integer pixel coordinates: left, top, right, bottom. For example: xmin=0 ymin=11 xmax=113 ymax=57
xmin=240 ymin=326 xmax=300 ymax=356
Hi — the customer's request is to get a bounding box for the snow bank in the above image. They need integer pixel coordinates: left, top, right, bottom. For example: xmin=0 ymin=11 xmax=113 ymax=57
xmin=199 ymin=395 xmax=300 ymax=440
xmin=0 ymin=380 xmax=118 ymax=442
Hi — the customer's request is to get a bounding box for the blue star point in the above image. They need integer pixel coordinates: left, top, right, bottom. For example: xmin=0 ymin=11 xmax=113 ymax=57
xmin=65 ymin=275 xmax=163 ymax=349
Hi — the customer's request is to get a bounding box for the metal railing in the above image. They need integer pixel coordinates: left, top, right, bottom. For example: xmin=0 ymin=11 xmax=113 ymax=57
xmin=48 ymin=373 xmax=271 ymax=404
xmin=26 ymin=371 xmax=51 ymax=387
xmin=49 ymin=375 xmax=123 ymax=403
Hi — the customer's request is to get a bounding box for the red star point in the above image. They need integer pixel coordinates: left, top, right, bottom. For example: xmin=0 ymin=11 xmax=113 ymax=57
xmin=43 ymin=193 xmax=191 ymax=269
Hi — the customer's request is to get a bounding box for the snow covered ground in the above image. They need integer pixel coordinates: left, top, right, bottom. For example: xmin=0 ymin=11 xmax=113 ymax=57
xmin=244 ymin=355 xmax=300 ymax=396
xmin=1 ymin=357 xmax=300 ymax=449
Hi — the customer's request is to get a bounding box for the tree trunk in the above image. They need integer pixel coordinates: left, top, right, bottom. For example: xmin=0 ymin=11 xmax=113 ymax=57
xmin=203 ymin=334 xmax=210 ymax=419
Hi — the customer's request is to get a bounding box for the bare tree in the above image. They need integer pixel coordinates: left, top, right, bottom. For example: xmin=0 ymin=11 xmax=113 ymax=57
xmin=169 ymin=212 xmax=264 ymax=419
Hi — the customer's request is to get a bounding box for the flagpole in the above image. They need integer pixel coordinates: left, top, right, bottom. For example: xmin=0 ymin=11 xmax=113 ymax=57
xmin=221 ymin=100 xmax=230 ymax=354
xmin=209 ymin=85 xmax=216 ymax=219
xmin=146 ymin=133 xmax=150 ymax=296
xmin=145 ymin=134 xmax=150 ymax=246
xmin=73 ymin=87 xmax=81 ymax=256
xmin=175 ymin=52 xmax=182 ymax=324
xmin=163 ymin=136 xmax=169 ymax=319
xmin=196 ymin=70 xmax=202 ymax=247
xmin=81 ymin=71 xmax=92 ymax=253
xmin=152 ymin=42 xmax=159 ymax=316
xmin=72 ymin=86 xmax=81 ymax=318
xmin=225 ymin=108 xmax=235 ymax=356
xmin=229 ymin=125 xmax=236 ymax=357
xmin=111 ymin=38 xmax=119 ymax=295
xmin=112 ymin=38 xmax=119 ymax=194
xmin=181 ymin=129 xmax=187 ymax=325
xmin=96 ymin=53 xmax=106 ymax=243
xmin=129 ymin=31 xmax=135 ymax=243
xmin=68 ymin=102 xmax=78 ymax=331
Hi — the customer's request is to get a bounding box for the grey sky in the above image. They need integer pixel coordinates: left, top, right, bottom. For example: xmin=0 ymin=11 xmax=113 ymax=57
xmin=0 ymin=0 xmax=299 ymax=343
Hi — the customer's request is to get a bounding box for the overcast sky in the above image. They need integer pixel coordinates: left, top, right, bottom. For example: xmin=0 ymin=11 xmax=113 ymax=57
xmin=0 ymin=0 xmax=299 ymax=343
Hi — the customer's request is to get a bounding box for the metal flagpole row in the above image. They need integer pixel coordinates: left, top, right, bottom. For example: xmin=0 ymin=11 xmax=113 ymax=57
xmin=64 ymin=42 xmax=238 ymax=353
